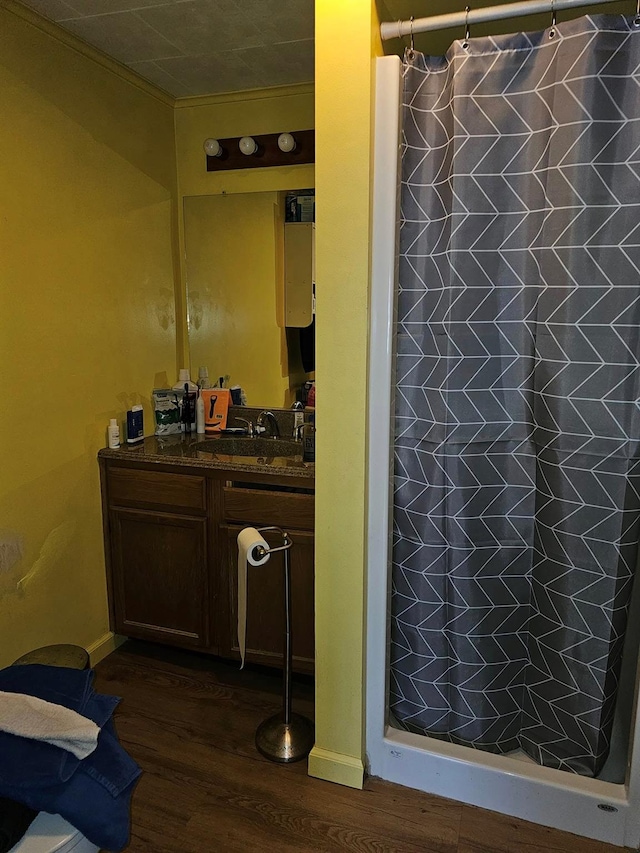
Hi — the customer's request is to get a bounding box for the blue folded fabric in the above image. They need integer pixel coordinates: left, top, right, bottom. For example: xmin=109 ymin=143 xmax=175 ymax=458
xmin=0 ymin=666 xmax=118 ymax=788
xmin=0 ymin=665 xmax=140 ymax=851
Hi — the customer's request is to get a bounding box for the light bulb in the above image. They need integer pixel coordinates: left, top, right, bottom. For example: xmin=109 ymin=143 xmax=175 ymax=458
xmin=239 ymin=136 xmax=258 ymax=156
xmin=203 ymin=138 xmax=222 ymax=157
xmin=277 ymin=132 xmax=296 ymax=153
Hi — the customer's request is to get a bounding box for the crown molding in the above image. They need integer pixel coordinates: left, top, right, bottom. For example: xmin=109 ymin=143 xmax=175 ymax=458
xmin=2 ymin=0 xmax=315 ymax=111
xmin=174 ymin=82 xmax=315 ymax=110
xmin=1 ymin=0 xmax=176 ymax=107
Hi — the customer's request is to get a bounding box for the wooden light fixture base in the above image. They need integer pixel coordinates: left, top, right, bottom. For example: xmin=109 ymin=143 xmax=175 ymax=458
xmin=206 ymin=129 xmax=314 ymax=172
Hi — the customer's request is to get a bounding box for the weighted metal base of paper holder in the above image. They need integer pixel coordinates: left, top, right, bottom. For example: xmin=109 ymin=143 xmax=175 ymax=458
xmin=255 ymin=712 xmax=315 ymax=764
xmin=252 ymin=527 xmax=314 ymax=764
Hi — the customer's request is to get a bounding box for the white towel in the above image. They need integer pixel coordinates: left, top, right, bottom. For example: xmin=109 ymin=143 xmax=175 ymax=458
xmin=0 ymin=691 xmax=99 ymax=759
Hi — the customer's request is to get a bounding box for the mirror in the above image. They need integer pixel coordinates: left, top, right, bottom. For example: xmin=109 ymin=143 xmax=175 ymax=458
xmin=184 ymin=191 xmax=314 ymax=410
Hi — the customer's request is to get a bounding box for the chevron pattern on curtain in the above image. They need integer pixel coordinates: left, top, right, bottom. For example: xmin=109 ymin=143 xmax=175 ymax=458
xmin=390 ymin=14 xmax=640 ymax=777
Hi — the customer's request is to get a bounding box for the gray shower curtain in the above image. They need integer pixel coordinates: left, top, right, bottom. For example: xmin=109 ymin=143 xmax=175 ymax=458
xmin=390 ymin=14 xmax=640 ymax=777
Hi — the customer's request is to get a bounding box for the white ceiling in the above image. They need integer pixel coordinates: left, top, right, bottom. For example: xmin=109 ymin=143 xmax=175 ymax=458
xmin=20 ymin=0 xmax=315 ymax=98
xmin=22 ymin=0 xmax=628 ymax=99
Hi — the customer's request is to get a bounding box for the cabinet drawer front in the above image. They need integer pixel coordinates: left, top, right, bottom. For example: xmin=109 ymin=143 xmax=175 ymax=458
xmin=223 ymin=487 xmax=314 ymax=529
xmin=107 ymin=467 xmax=206 ymax=513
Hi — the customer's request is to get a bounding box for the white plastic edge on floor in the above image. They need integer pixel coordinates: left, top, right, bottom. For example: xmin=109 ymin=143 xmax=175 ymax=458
xmin=10 ymin=813 xmax=98 ymax=853
xmin=365 ymin=53 xmax=640 ymax=849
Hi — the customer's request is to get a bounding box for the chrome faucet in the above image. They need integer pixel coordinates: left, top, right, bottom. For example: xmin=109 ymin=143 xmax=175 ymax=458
xmin=234 ymin=417 xmax=254 ymax=437
xmin=257 ymin=410 xmax=280 ymax=438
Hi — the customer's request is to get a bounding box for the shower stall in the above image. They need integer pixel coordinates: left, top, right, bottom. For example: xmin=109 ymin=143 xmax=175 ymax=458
xmin=366 ymin=11 xmax=640 ymax=847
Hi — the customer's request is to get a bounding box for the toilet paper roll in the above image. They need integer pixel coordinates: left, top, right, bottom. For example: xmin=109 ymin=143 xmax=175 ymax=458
xmin=237 ymin=527 xmax=270 ymax=668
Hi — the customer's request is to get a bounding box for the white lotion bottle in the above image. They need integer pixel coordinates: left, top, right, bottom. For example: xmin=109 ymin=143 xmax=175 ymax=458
xmin=108 ymin=418 xmax=120 ymax=449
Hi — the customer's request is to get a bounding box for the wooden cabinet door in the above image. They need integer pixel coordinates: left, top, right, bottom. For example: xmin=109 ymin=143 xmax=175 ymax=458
xmin=220 ymin=524 xmax=314 ymax=673
xmin=110 ymin=507 xmax=209 ymax=648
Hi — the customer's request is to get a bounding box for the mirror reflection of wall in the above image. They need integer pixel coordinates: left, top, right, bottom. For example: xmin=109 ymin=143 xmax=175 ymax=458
xmin=184 ymin=191 xmax=314 ymax=409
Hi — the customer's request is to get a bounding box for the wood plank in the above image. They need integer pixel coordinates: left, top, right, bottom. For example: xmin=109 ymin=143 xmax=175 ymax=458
xmin=118 ymin=715 xmax=459 ymax=853
xmin=458 ymin=804 xmax=631 ymax=853
xmin=107 ymin=466 xmax=206 ymax=513
xmin=223 ymin=486 xmax=315 ymax=529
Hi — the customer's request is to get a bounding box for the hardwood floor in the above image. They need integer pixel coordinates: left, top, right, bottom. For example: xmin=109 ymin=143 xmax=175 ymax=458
xmin=94 ymin=642 xmax=631 ymax=853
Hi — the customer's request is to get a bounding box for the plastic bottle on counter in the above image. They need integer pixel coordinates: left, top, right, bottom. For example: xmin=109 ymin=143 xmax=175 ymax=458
xmin=291 ymin=401 xmax=304 ymax=438
xmin=126 ymin=405 xmax=144 ymax=444
xmin=108 ymin=418 xmax=120 ymax=449
xmin=197 ymin=367 xmax=210 ymax=390
xmin=302 ymin=413 xmax=315 ymax=463
xmin=306 ymin=381 xmax=316 ymax=409
xmin=172 ymin=369 xmax=198 ymax=394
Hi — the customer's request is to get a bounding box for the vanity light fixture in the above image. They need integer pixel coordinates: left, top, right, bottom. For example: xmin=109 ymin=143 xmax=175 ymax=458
xmin=277 ymin=132 xmax=296 ymax=153
xmin=239 ymin=136 xmax=258 ymax=156
xmin=204 ymin=129 xmax=314 ymax=172
xmin=203 ymin=138 xmax=223 ymax=157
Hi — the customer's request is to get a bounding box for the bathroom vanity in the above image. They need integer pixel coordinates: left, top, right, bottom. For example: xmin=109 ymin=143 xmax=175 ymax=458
xmin=98 ymin=434 xmax=315 ymax=673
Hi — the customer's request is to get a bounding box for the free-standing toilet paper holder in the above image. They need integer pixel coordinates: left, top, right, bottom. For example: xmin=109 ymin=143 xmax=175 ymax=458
xmin=251 ymin=526 xmax=315 ymax=763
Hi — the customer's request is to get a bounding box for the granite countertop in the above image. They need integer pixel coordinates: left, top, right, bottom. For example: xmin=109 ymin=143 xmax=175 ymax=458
xmin=98 ymin=433 xmax=315 ymax=480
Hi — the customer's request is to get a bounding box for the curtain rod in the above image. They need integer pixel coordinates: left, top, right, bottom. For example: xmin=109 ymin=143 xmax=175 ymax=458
xmin=380 ymin=0 xmax=623 ymax=40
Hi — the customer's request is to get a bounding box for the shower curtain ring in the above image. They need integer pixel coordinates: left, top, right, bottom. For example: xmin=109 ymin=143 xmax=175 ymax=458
xmin=463 ymin=6 xmax=471 ymax=49
xmin=634 ymin=0 xmax=640 ymax=28
xmin=549 ymin=0 xmax=557 ymax=37
xmin=408 ymin=15 xmax=415 ymax=56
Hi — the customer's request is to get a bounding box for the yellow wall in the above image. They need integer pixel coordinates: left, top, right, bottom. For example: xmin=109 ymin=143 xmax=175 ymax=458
xmin=309 ymin=0 xmax=383 ymax=788
xmin=0 ymin=0 xmax=376 ymax=787
xmin=174 ymin=86 xmax=315 ymax=198
xmin=0 ymin=1 xmax=178 ymax=665
xmin=174 ymin=87 xmax=315 ymax=374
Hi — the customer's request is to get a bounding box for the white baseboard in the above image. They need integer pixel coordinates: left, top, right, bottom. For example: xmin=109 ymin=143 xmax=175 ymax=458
xmin=308 ymin=746 xmax=364 ymax=789
xmin=87 ymin=631 xmax=126 ymax=666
